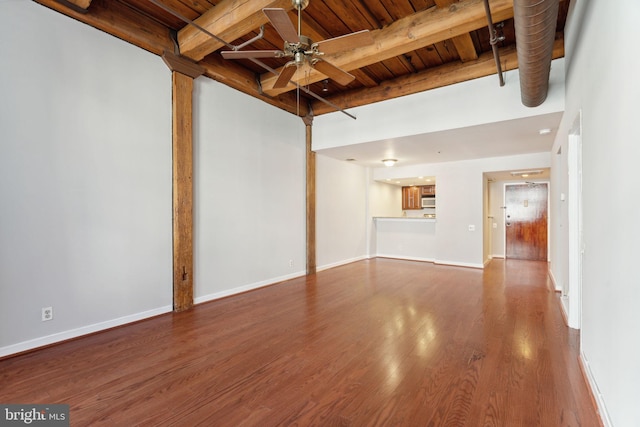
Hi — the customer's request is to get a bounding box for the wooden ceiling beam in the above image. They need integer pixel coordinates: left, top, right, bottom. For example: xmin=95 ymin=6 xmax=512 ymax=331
xmin=54 ymin=0 xmax=93 ymax=13
xmin=34 ymin=0 xmax=173 ymax=55
xmin=177 ymin=0 xmax=293 ymax=61
xmin=261 ymin=0 xmax=514 ymax=96
xmin=68 ymin=0 xmax=92 ymax=9
xmin=434 ymin=0 xmax=478 ymax=62
xmin=311 ymin=37 xmax=565 ymax=116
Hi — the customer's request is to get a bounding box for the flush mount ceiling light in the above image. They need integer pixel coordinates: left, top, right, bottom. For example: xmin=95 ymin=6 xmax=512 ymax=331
xmin=539 ymin=128 xmax=552 ymax=135
xmin=382 ymin=159 xmax=397 ymax=167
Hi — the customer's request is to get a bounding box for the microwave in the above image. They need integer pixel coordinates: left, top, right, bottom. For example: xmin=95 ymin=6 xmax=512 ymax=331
xmin=421 ymin=197 xmax=436 ymax=208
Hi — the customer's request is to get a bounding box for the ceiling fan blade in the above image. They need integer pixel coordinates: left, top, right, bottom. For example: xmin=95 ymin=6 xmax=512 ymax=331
xmin=263 ymin=8 xmax=300 ymax=44
xmin=273 ymin=63 xmax=298 ymax=89
xmin=314 ymin=30 xmax=374 ymax=55
xmin=313 ymin=60 xmax=355 ymax=86
xmin=220 ymin=50 xmax=282 ymax=59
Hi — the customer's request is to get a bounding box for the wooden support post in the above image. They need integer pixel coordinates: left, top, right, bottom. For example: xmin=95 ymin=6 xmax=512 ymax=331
xmin=303 ymin=112 xmax=316 ymax=275
xmin=172 ymin=72 xmax=194 ymax=311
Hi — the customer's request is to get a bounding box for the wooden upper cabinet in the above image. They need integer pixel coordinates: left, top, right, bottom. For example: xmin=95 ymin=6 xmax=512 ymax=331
xmin=402 ymin=186 xmax=422 ymax=210
xmin=421 ymin=185 xmax=436 ymax=196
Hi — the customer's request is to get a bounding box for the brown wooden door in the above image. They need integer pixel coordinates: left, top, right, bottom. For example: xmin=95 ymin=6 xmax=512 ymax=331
xmin=505 ymin=183 xmax=548 ymax=260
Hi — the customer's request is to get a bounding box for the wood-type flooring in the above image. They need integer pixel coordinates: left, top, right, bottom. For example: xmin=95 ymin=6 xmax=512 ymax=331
xmin=0 ymin=258 xmax=601 ymax=426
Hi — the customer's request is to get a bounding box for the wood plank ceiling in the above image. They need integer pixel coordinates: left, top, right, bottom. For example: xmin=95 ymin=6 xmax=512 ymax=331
xmin=36 ymin=0 xmax=568 ymax=118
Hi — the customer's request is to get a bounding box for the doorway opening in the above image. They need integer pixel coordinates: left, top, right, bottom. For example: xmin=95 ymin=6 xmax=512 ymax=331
xmin=504 ymin=182 xmax=549 ymax=261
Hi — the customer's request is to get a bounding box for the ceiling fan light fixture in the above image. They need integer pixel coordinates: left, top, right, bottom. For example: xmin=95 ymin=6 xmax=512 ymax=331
xmin=382 ymin=159 xmax=397 ymax=167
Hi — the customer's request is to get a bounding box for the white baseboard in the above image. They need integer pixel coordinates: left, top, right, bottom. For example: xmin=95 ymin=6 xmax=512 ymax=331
xmin=194 ymin=270 xmax=307 ymax=304
xmin=559 ymin=296 xmax=570 ymax=327
xmin=548 ymin=267 xmax=562 ymax=291
xmin=374 ymin=254 xmax=484 ymax=269
xmin=316 ymin=255 xmax=368 ymax=272
xmin=375 ymin=254 xmax=434 ymax=263
xmin=434 ymin=259 xmax=484 ymax=269
xmin=580 ymin=351 xmax=612 ymax=427
xmin=0 ymin=306 xmax=173 ymax=359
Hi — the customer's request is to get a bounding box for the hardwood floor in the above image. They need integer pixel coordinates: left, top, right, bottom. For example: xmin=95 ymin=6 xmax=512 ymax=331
xmin=0 ymin=259 xmax=601 ymax=426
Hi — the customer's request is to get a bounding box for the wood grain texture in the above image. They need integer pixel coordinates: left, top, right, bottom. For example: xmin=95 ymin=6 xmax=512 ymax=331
xmin=172 ymin=72 xmax=194 ymax=312
xmin=261 ymin=0 xmax=514 ymax=95
xmin=161 ymin=51 xmax=205 ymax=79
xmin=0 ymin=259 xmax=601 ymax=426
xmin=68 ymin=0 xmax=92 ymax=10
xmin=177 ymin=0 xmax=293 ymax=61
xmin=434 ymin=0 xmax=479 ymax=62
xmin=312 ymin=37 xmax=564 ymax=115
xmin=305 ymin=116 xmax=316 ymax=275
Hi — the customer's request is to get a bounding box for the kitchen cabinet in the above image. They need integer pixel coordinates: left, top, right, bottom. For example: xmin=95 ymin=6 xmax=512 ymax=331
xmin=402 ymin=186 xmax=422 ymax=210
xmin=421 ymin=185 xmax=436 ymax=196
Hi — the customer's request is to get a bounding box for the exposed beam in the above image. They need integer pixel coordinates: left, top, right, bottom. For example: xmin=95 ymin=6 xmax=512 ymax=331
xmin=54 ymin=0 xmax=93 ymax=13
xmin=178 ymin=0 xmax=293 ymax=61
xmin=67 ymin=0 xmax=92 ymax=9
xmin=434 ymin=0 xmax=479 ymax=62
xmin=34 ymin=0 xmax=173 ymax=55
xmin=162 ymin=51 xmax=205 ymax=79
xmin=303 ymin=112 xmax=316 ymax=275
xmin=351 ymin=69 xmax=378 ymax=88
xmin=261 ymin=0 xmax=514 ymax=96
xmin=172 ymin=72 xmax=194 ymax=312
xmin=311 ymin=37 xmax=565 ymax=115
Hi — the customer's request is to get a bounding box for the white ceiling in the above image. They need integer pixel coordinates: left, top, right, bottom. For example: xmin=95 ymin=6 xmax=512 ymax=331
xmin=315 ymin=112 xmax=562 ymax=175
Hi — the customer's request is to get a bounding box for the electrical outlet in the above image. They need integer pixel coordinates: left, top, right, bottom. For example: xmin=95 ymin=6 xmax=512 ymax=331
xmin=42 ymin=307 xmax=53 ymax=322
xmin=289 ymin=259 xmax=294 ymax=268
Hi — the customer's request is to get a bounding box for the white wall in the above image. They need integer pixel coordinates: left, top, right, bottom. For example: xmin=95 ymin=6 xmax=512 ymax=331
xmin=0 ymin=2 xmax=172 ymax=356
xmin=367 ymin=179 xmax=402 ymax=256
xmin=316 ymin=155 xmax=368 ymax=270
xmin=488 ymin=180 xmax=506 ymax=258
xmin=372 ymin=153 xmax=550 ymax=268
xmin=550 ymin=0 xmax=640 ymax=425
xmin=313 ymin=60 xmax=565 ymax=150
xmin=0 ymin=1 xmax=373 ymax=356
xmin=369 ymin=180 xmax=402 ymax=218
xmin=193 ymin=79 xmax=306 ymax=301
xmin=549 ymin=139 xmax=569 ymax=296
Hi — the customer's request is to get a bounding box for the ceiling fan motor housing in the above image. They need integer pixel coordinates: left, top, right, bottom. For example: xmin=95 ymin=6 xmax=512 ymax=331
xmin=285 ymin=35 xmax=316 ymax=66
xmin=292 ymin=0 xmax=309 ymax=10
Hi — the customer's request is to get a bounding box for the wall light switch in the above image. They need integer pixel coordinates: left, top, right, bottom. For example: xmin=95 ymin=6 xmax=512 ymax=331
xmin=468 ymin=225 xmax=475 ymax=231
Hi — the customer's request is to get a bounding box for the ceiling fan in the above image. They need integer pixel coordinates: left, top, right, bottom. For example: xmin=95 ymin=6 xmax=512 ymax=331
xmin=220 ymin=0 xmax=374 ymax=90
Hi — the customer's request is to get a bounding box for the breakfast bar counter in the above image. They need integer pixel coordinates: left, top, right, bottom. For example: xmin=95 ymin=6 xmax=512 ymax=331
xmin=373 ymin=217 xmax=436 ymax=262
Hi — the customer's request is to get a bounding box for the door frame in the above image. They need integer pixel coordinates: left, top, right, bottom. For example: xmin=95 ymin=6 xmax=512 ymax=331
xmin=566 ymin=111 xmax=583 ymax=330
